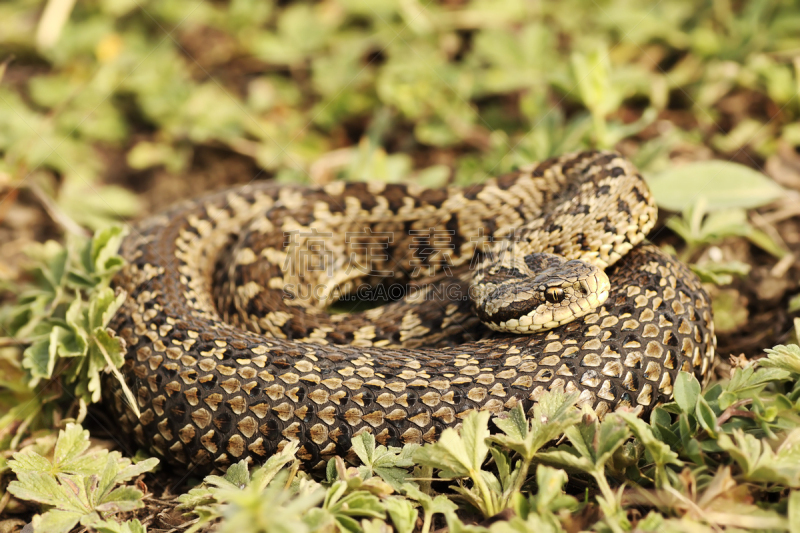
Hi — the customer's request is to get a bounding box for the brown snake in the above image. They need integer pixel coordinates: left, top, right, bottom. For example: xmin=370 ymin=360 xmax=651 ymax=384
xmin=106 ymin=150 xmax=716 ymax=473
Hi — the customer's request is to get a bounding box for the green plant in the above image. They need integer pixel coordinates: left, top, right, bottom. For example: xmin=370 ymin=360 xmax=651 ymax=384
xmin=6 ymin=423 xmax=157 ymax=533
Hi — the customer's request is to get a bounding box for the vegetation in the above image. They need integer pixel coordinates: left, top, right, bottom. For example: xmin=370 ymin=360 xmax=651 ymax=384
xmin=1 ymin=0 xmax=800 ymax=531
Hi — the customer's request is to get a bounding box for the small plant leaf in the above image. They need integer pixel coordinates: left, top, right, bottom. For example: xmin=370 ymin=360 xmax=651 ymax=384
xmin=490 ymin=388 xmax=580 ymax=461
xmin=384 ymin=497 xmax=417 ymax=533
xmin=648 ymin=160 xmax=785 ymax=211
xmin=762 ymin=344 xmax=800 ymax=374
xmin=789 ymin=491 xmax=800 ymax=533
xmin=352 ymin=432 xmax=417 ymax=490
xmin=673 ymin=372 xmax=701 ymax=414
xmin=413 ymin=410 xmax=490 ymax=478
xmin=530 ymin=465 xmax=576 ymax=515
xmin=31 ymin=509 xmax=85 ymax=533
xmin=7 ymin=424 xmax=156 ymax=532
xmin=402 ymin=483 xmax=458 ymax=516
xmin=616 ymin=411 xmax=682 ymax=487
xmin=88 ymin=519 xmax=147 ymax=533
xmin=695 ymin=397 xmax=719 ymax=439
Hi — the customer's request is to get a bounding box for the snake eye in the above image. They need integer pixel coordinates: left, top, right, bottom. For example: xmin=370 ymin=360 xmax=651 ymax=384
xmin=544 ymin=287 xmax=565 ymax=304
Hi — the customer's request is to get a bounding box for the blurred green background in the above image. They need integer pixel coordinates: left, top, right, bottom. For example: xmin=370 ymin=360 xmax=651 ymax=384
xmin=1 ymin=0 xmax=799 ymax=230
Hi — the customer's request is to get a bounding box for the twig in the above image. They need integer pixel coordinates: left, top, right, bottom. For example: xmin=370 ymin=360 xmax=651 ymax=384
xmin=0 ymin=186 xmax=18 ymax=225
xmin=761 ymin=203 xmax=800 ymax=224
xmin=663 ymin=485 xmax=724 ymax=533
xmin=716 ymin=399 xmax=754 ymax=426
xmin=0 ymin=489 xmax=11 ymax=515
xmin=0 ymin=337 xmax=27 ymax=347
xmin=9 ymin=404 xmax=42 ymax=451
xmin=770 ymin=252 xmax=795 ymax=278
xmin=27 ymin=180 xmax=89 ymax=237
xmin=227 ymin=137 xmax=260 ymax=158
xmin=750 ymin=211 xmax=791 ymax=256
xmin=36 ymin=0 xmax=77 ymax=49
xmin=96 ymin=326 xmax=141 ymax=418
xmin=309 ymin=147 xmax=354 ymax=184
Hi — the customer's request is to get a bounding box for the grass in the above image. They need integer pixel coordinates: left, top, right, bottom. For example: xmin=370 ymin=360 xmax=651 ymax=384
xmin=1 ymin=0 xmax=800 ymax=531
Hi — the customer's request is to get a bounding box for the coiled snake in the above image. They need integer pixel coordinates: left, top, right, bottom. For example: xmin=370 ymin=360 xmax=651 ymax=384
xmin=107 ymin=150 xmax=716 ymax=473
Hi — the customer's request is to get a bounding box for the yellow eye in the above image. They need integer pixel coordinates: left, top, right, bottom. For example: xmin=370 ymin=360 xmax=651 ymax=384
xmin=544 ymin=287 xmax=565 ymax=304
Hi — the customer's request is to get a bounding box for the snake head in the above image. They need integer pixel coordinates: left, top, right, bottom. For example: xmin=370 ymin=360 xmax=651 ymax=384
xmin=471 ymin=253 xmax=610 ymax=333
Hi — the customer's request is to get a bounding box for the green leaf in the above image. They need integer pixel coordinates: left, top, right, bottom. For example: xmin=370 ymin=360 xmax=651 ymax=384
xmin=53 ymin=323 xmax=88 ymax=358
xmin=52 ymin=424 xmax=93 ymax=471
xmin=351 ymin=431 xmax=376 ymax=466
xmin=717 ymin=429 xmax=800 ymax=486
xmin=7 ymin=423 xmax=156 ymax=530
xmin=178 ymin=444 xmax=299 ymax=532
xmin=351 ymin=432 xmax=417 ymax=490
xmin=127 ymin=141 xmax=190 ymax=173
xmin=93 ymin=327 xmax=125 ymax=368
xmin=88 ymin=287 xmax=126 ymax=331
xmin=762 ymin=344 xmax=800 ymax=374
xmin=7 ymin=471 xmax=79 ymax=509
xmin=536 ymin=446 xmax=592 ymax=473
xmin=538 ymin=410 xmax=629 ymax=520
xmin=87 ymin=226 xmax=127 ymax=280
xmin=690 ymin=260 xmax=751 ymax=285
xmin=22 ymin=339 xmax=56 ymax=380
xmin=488 ymin=512 xmax=563 ymax=533
xmin=530 ymin=465 xmax=576 ymax=515
xmin=490 ymin=389 xmax=580 ymax=462
xmin=27 ymin=240 xmax=69 ymax=295
xmin=673 ymin=372 xmax=701 ymax=414
xmin=444 ymin=510 xmax=491 ymax=533
xmin=360 ymin=518 xmax=390 ymax=533
xmin=95 ymin=454 xmax=121 ymax=500
xmin=413 ymin=410 xmax=490 ymax=478
xmin=595 ymin=415 xmax=631 ymax=467
xmin=250 ymin=441 xmax=299 ymax=489
xmin=722 ymin=366 xmax=791 ymax=408
xmin=6 ymin=447 xmax=52 ymax=474
xmin=96 ymin=486 xmax=146 ymax=513
xmin=570 ymin=47 xmax=620 ymax=146
xmin=58 ymin=183 xmax=142 ymax=230
xmin=87 ymin=518 xmax=147 ymax=533
xmin=648 ymin=160 xmax=785 ymax=211
xmin=402 ymin=484 xmax=458 ymax=516
xmin=214 ymin=471 xmax=323 ymax=533
xmin=493 ymin=405 xmax=528 ymax=443
xmin=694 ymin=397 xmax=719 ymax=439
xmin=329 ymin=490 xmax=385 ymax=520
xmin=615 ymin=412 xmax=682 ymax=487
xmin=31 ymin=509 xmax=85 ymax=533
xmin=221 ymin=460 xmax=252 ymax=489
xmin=698 ymin=208 xmax=751 ymax=240
xmin=384 ymin=497 xmax=417 ymax=533
xmin=790 ymin=491 xmax=800 ymax=533
xmin=69 ymin=226 xmax=127 ymax=288
xmin=114 ymin=457 xmax=159 ymax=486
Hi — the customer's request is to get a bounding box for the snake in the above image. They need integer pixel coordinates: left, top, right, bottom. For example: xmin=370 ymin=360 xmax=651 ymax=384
xmin=105 ymin=150 xmax=716 ymax=473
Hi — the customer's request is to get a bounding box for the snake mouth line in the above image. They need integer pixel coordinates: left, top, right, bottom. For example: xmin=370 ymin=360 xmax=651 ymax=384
xmin=484 ymin=288 xmax=610 ymax=333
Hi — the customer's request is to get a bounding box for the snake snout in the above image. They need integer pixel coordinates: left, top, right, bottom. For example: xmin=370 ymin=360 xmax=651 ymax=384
xmin=474 ymin=259 xmax=610 ymax=334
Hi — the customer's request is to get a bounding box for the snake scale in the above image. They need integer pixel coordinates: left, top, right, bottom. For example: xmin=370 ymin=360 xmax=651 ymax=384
xmin=106 ymin=150 xmax=716 ymax=473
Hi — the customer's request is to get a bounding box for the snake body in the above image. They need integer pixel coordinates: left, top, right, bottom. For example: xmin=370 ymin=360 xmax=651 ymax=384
xmin=107 ymin=151 xmax=716 ymax=473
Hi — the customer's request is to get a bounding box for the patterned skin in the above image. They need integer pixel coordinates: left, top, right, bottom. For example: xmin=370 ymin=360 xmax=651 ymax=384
xmin=106 ymin=151 xmax=716 ymax=473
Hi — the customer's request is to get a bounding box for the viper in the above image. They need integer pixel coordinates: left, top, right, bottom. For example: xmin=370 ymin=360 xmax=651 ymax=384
xmin=106 ymin=150 xmax=716 ymax=473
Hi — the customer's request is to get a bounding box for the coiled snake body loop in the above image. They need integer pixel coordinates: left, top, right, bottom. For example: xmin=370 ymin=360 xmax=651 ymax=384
xmin=107 ymin=150 xmax=716 ymax=473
